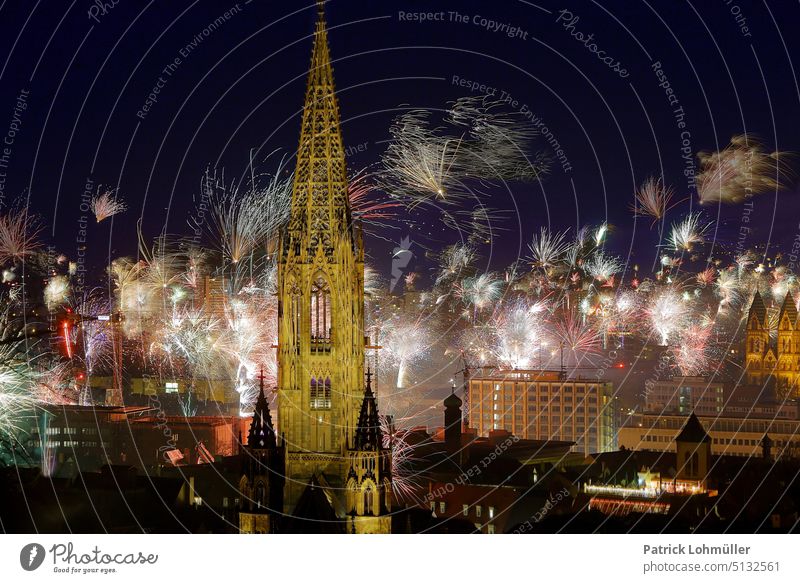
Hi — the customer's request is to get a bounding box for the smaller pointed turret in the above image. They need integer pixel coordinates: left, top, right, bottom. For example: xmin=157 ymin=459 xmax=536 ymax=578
xmin=779 ymin=291 xmax=798 ymax=324
xmin=748 ymin=291 xmax=768 ymax=328
xmin=354 ymin=368 xmax=382 ymax=451
xmin=248 ymin=368 xmax=277 ymax=449
xmin=444 ymin=386 xmax=463 ymax=458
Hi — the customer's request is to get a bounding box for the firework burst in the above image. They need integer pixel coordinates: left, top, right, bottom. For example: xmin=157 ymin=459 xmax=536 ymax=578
xmin=457 ymin=272 xmax=503 ymax=318
xmin=91 ymin=189 xmax=127 ymax=223
xmin=528 ymin=227 xmax=569 ymax=270
xmin=194 ymin=163 xmax=291 ymax=267
xmin=553 ymin=309 xmax=602 ymax=357
xmin=697 ymin=134 xmax=792 ymax=205
xmin=493 ymin=299 xmax=548 ymax=368
xmin=0 ymin=338 xmax=36 ymax=451
xmin=0 ymin=210 xmax=43 ymax=265
xmin=631 ymin=176 xmax=675 ymax=224
xmin=647 ymin=288 xmax=689 ymax=345
xmin=668 ymin=212 xmax=711 ymax=252
xmin=672 ymin=319 xmax=714 ymax=376
xmin=380 ymin=110 xmax=465 ymax=205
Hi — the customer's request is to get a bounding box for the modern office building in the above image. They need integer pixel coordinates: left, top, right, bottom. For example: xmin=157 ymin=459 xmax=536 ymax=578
xmin=468 ymin=368 xmax=615 ymax=455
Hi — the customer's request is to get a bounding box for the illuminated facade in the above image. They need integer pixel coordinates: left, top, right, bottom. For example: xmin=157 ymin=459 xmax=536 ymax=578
xmin=619 ymin=412 xmax=800 ymax=458
xmin=274 ymin=1 xmax=391 ymax=532
xmin=468 ymin=369 xmax=615 ymax=455
xmin=745 ymin=291 xmax=800 ymax=396
xmin=645 ymin=376 xmax=725 ymax=416
xmin=586 ymin=414 xmax=713 ymax=517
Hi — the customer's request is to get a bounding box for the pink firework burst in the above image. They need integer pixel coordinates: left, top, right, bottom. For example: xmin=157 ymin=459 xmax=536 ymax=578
xmin=348 ymin=170 xmax=402 ymax=226
xmin=91 ymin=189 xmax=127 ymax=223
xmin=552 ymin=309 xmax=602 ymax=355
xmin=0 ymin=210 xmax=43 ymax=265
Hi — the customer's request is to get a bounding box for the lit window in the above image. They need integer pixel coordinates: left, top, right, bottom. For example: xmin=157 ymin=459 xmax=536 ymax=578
xmin=462 ymin=504 xmax=469 ymax=516
xmin=310 ymin=276 xmax=331 ymax=343
xmin=488 ymin=524 xmax=495 ymax=534
xmin=311 ymin=377 xmax=331 ymax=410
xmin=165 ymin=382 xmax=178 ymax=393
xmin=476 ymin=505 xmax=482 ymax=518
xmin=489 ymin=506 xmax=495 ymax=519
xmin=439 ymin=501 xmax=446 ymax=514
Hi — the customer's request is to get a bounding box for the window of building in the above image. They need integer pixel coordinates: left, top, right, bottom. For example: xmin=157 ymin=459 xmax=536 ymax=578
xmin=462 ymin=504 xmax=469 ymax=516
xmin=365 ymin=487 xmax=374 ymax=515
xmin=310 ymin=276 xmax=331 ymax=342
xmin=476 ymin=505 xmax=482 ymax=518
xmin=489 ymin=506 xmax=495 ymax=519
xmin=165 ymin=381 xmax=179 ymax=393
xmin=310 ymin=377 xmax=331 ymax=409
xmin=439 ymin=501 xmax=446 ymax=514
xmin=488 ymin=524 xmax=496 ymax=534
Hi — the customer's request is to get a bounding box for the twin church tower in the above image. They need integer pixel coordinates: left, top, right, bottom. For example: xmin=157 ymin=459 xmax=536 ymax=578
xmin=238 ymin=1 xmax=392 ymax=534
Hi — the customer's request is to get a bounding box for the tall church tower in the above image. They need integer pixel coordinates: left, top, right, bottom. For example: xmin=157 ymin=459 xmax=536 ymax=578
xmin=277 ymin=0 xmax=367 ymax=515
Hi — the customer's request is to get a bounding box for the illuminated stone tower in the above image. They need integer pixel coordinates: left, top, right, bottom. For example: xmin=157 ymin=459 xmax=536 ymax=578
xmin=776 ymin=291 xmax=800 ymax=394
xmin=744 ymin=291 xmax=799 ymax=396
xmin=744 ymin=291 xmax=772 ymax=385
xmin=277 ymin=0 xmax=369 ymax=517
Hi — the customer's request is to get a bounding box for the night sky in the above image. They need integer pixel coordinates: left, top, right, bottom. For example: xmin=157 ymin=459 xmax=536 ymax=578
xmin=1 ymin=0 xmax=798 ymax=284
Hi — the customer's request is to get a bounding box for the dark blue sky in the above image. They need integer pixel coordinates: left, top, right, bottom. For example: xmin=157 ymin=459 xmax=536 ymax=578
xmin=0 ymin=0 xmax=798 ymax=284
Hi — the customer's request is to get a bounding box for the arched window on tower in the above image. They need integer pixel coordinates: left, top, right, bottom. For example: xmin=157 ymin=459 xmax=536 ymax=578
xmin=255 ymin=482 xmax=266 ymax=509
xmin=364 ymin=486 xmax=374 ymax=516
xmin=311 ymin=377 xmax=331 ymax=410
xmin=311 ymin=276 xmax=331 ymax=349
xmin=289 ymin=281 xmax=301 ymax=348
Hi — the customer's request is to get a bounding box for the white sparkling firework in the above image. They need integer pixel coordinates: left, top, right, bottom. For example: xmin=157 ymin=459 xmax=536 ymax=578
xmin=697 ymin=134 xmax=792 ymax=205
xmin=194 ymin=164 xmax=291 ymax=267
xmin=382 ymin=420 xmax=425 ymax=503
xmin=494 ymin=299 xmax=548 ymax=368
xmin=648 ymin=288 xmax=689 ymax=345
xmin=447 ymin=95 xmax=549 ymax=181
xmin=585 ymin=253 xmax=623 ymax=283
xmin=668 ymin=212 xmax=711 ymax=252
xmin=527 ymin=227 xmax=569 ymax=269
xmin=0 ymin=339 xmax=35 ymax=449
xmin=377 ymin=317 xmax=430 ymax=389
xmin=44 ymin=276 xmax=70 ymax=310
xmin=457 ymin=273 xmax=503 ymax=317
xmin=380 ymin=110 xmax=464 ymax=204
xmin=435 ymin=244 xmax=476 ymax=288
